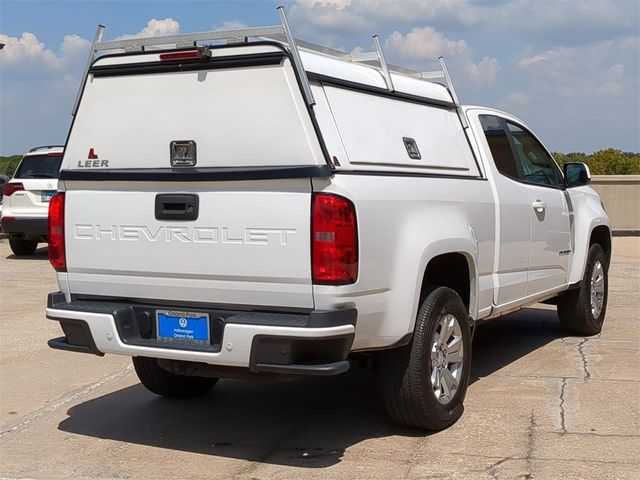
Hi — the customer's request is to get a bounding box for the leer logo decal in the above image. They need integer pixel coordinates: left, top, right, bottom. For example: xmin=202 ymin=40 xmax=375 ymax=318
xmin=77 ymin=148 xmax=109 ymax=168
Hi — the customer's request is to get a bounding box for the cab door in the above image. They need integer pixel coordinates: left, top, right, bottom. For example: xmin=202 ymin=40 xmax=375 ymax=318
xmin=503 ymin=121 xmax=571 ymax=295
xmin=476 ymin=114 xmax=531 ymax=306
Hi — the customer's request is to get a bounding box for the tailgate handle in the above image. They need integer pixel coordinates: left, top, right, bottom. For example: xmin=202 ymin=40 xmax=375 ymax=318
xmin=155 ymin=194 xmax=199 ymax=221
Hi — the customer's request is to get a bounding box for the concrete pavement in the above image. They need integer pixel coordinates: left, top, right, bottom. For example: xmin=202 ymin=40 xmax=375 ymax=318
xmin=0 ymin=237 xmax=638 ymax=479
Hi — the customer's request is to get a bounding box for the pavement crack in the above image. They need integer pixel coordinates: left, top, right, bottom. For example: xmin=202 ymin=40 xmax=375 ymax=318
xmin=466 ymin=456 xmax=513 ymax=479
xmin=0 ymin=364 xmax=133 ymax=441
xmin=563 ymin=431 xmax=640 ymax=438
xmin=524 ymin=410 xmax=536 ymax=478
xmin=559 ymin=377 xmax=568 ymax=435
xmin=577 ymin=338 xmax=593 ymax=381
xmin=403 ymin=435 xmax=430 ymax=479
xmin=487 ymin=457 xmax=510 ymax=479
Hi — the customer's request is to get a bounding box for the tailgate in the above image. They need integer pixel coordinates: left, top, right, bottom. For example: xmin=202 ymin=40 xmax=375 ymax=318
xmin=65 ymin=179 xmax=314 ymax=308
xmin=61 ymin=43 xmax=328 ymax=309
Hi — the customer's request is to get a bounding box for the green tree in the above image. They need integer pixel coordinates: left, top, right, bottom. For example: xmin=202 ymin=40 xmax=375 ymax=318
xmin=0 ymin=155 xmax=23 ymax=177
xmin=586 ymin=149 xmax=640 ymax=175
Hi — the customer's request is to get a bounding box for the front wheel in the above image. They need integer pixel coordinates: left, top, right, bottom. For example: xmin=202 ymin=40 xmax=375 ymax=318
xmin=133 ymin=357 xmax=217 ymax=398
xmin=380 ymin=286 xmax=472 ymax=431
xmin=558 ymin=243 xmax=609 ymax=336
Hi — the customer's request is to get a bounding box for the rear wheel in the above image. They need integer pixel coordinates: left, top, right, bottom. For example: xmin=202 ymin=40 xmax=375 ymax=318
xmin=9 ymin=238 xmax=38 ymax=256
xmin=133 ymin=356 xmax=217 ymax=398
xmin=380 ymin=286 xmax=472 ymax=430
xmin=558 ymin=243 xmax=608 ymax=336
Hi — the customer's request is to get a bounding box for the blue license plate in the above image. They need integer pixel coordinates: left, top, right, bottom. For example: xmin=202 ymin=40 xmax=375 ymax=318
xmin=41 ymin=191 xmax=56 ymax=202
xmin=156 ymin=310 xmax=210 ymax=344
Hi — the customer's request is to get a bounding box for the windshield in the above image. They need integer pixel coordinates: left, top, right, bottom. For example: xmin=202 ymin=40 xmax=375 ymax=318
xmin=14 ymin=154 xmax=63 ymax=179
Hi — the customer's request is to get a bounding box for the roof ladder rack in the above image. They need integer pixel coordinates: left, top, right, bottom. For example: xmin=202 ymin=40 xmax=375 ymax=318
xmin=438 ymin=56 xmax=468 ymax=128
xmin=349 ymin=36 xmax=395 ymax=92
xmin=72 ymin=24 xmax=104 ymax=116
xmin=277 ymin=6 xmax=315 ymax=106
xmin=70 ymin=7 xmax=466 ymax=124
xmin=372 ymin=35 xmax=394 ymax=92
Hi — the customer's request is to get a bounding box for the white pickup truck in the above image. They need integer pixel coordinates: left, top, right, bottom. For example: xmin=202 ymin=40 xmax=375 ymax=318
xmin=46 ymin=14 xmax=611 ymax=431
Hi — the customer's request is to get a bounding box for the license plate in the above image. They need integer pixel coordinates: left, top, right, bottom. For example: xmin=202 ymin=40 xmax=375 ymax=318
xmin=41 ymin=191 xmax=56 ymax=202
xmin=156 ymin=310 xmax=210 ymax=345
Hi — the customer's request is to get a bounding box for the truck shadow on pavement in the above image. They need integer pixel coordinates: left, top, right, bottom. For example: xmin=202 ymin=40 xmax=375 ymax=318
xmin=57 ymin=307 xmax=563 ymax=468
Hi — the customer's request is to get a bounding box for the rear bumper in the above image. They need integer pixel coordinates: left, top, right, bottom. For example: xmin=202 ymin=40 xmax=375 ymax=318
xmin=1 ymin=216 xmax=48 ymax=237
xmin=46 ymin=293 xmax=356 ymax=376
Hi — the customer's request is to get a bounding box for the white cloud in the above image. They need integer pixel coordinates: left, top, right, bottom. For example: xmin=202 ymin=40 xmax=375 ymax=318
xmin=517 ymin=38 xmax=638 ymax=98
xmin=0 ymin=31 xmax=91 ymax=74
xmin=382 ymin=27 xmax=499 ymax=87
xmin=518 ymin=47 xmax=569 ymax=69
xmin=504 ymin=92 xmax=529 ymax=107
xmin=494 ymin=1 xmax=638 ymax=41
xmin=290 ymin=0 xmax=639 ymax=40
xmin=114 ymin=18 xmax=180 ymax=40
xmin=213 ymin=20 xmax=248 ymax=31
xmin=465 ymin=56 xmax=499 ymax=85
xmin=599 ymin=64 xmax=625 ymax=96
xmin=290 ymin=0 xmax=373 ymax=31
xmin=0 ymin=32 xmax=64 ymax=69
xmin=385 ymin=27 xmax=467 ymax=59
xmin=110 ymin=18 xmax=181 ymax=52
xmin=290 ymin=0 xmax=476 ymax=31
xmin=60 ymin=34 xmax=91 ymax=58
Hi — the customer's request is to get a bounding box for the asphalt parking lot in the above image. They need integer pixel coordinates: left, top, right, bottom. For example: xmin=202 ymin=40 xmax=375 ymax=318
xmin=0 ymin=237 xmax=638 ymax=480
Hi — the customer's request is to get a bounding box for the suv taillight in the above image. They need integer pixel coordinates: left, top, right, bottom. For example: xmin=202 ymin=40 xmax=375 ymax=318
xmin=3 ymin=182 xmax=24 ymax=196
xmin=48 ymin=193 xmax=66 ymax=271
xmin=312 ymin=193 xmax=358 ymax=285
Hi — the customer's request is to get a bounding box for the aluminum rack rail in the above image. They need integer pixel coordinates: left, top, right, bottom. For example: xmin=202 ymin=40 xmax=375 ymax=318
xmin=73 ymin=5 xmax=467 ymax=128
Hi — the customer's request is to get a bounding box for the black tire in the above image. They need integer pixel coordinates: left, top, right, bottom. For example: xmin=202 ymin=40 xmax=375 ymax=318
xmin=380 ymin=286 xmax=472 ymax=431
xmin=558 ymin=243 xmax=608 ymax=336
xmin=9 ymin=238 xmax=38 ymax=256
xmin=132 ymin=357 xmax=217 ymax=398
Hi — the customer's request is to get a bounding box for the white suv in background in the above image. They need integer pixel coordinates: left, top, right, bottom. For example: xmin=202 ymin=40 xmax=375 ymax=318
xmin=1 ymin=146 xmax=64 ymax=256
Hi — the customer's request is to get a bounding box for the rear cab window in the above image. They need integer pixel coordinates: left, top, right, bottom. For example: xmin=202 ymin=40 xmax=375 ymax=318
xmin=14 ymin=155 xmax=63 ymax=179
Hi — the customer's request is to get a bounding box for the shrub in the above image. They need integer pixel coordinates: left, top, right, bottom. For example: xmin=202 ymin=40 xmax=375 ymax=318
xmin=553 ymin=150 xmax=639 ymax=175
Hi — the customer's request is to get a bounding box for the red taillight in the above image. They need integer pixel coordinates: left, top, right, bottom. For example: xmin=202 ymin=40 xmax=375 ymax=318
xmin=312 ymin=193 xmax=358 ymax=285
xmin=159 ymin=50 xmax=202 ymax=60
xmin=48 ymin=193 xmax=66 ymax=272
xmin=3 ymin=182 xmax=24 ymax=197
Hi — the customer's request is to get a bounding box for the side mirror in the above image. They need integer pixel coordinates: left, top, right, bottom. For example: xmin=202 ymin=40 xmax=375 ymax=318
xmin=564 ymin=162 xmax=591 ymax=187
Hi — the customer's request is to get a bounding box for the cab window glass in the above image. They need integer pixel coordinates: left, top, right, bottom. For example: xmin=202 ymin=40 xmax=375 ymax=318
xmin=506 ymin=122 xmax=562 ymax=187
xmin=479 ymin=115 xmax=519 ymax=179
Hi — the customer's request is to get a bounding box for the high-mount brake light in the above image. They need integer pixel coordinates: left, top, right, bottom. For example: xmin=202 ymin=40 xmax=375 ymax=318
xmin=48 ymin=193 xmax=66 ymax=272
xmin=3 ymin=182 xmax=24 ymax=197
xmin=312 ymin=193 xmax=358 ymax=285
xmin=159 ymin=50 xmax=205 ymax=60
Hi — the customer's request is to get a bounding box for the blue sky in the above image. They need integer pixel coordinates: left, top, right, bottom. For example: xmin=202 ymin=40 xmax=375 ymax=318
xmin=1 ymin=0 xmax=638 ymax=155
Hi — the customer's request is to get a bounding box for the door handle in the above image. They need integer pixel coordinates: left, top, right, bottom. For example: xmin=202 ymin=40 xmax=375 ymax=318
xmin=155 ymin=194 xmax=199 ymax=221
xmin=532 ymin=200 xmax=546 ymax=212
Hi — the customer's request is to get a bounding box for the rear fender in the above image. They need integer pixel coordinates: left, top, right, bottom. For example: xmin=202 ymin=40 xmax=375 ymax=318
xmin=410 ymin=238 xmax=479 ymax=332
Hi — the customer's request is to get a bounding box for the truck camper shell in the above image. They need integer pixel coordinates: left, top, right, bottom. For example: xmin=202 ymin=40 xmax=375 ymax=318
xmin=63 ymin=7 xmax=479 ymax=180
